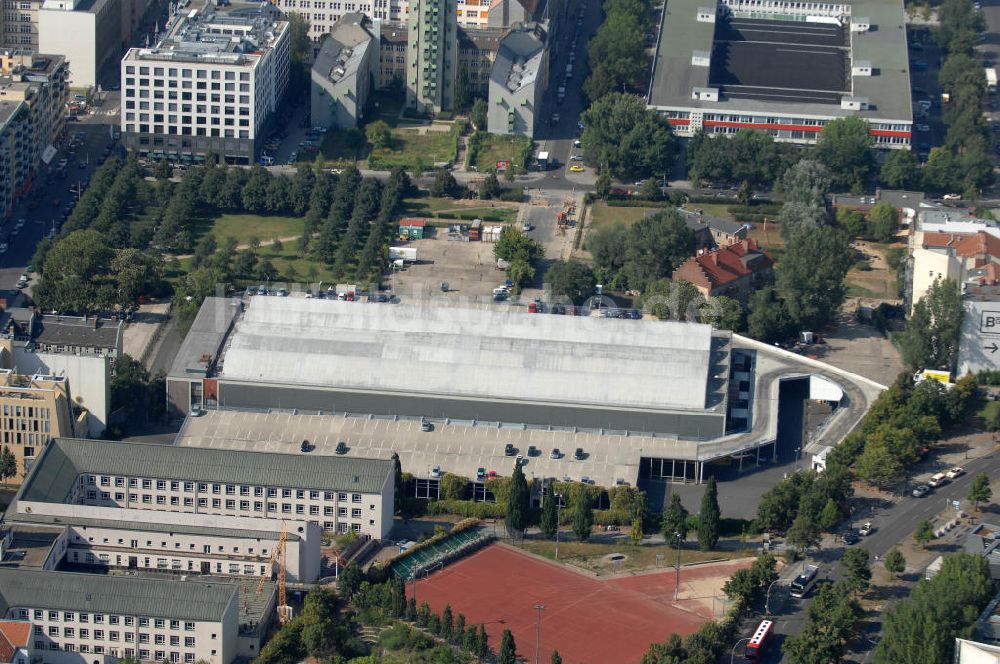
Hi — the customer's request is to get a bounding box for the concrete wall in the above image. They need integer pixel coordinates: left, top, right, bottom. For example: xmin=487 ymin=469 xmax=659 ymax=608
xmin=12 ymin=349 xmax=109 ymax=437
xmin=911 ymin=247 xmax=960 ymax=314
xmin=38 ymin=3 xmax=112 ymax=87
xmin=218 ymin=380 xmax=728 ymax=440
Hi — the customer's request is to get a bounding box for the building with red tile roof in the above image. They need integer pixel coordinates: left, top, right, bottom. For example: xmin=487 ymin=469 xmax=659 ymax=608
xmin=671 ymin=239 xmax=773 ymax=301
xmin=0 ymin=621 xmax=31 ymax=664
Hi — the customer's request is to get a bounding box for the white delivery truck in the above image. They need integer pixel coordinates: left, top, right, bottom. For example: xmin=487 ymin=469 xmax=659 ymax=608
xmin=987 ymin=67 xmax=997 ymax=93
xmin=389 ymin=247 xmax=418 ymax=263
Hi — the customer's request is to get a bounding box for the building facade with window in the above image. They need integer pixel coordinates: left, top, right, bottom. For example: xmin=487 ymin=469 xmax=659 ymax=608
xmin=647 ymin=0 xmax=912 ymax=148
xmin=119 ymin=1 xmax=289 ymax=164
xmin=37 ymin=0 xmax=122 ymax=87
xmin=0 ymin=370 xmax=77 ymax=484
xmin=14 ymin=437 xmax=395 ymax=540
xmin=0 ymin=568 xmax=246 ymax=664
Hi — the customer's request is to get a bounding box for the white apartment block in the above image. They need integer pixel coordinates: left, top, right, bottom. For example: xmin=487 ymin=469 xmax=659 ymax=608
xmin=0 ymin=568 xmax=247 ymax=664
xmin=16 ymin=437 xmax=396 ymax=541
xmin=120 ymin=1 xmax=289 ymax=165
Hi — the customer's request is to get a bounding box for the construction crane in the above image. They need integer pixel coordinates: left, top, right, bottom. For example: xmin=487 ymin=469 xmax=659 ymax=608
xmin=253 ymin=521 xmax=293 ymax=624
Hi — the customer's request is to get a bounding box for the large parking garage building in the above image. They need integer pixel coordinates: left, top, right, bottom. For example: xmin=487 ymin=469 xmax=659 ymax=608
xmin=648 ymin=0 xmax=912 ymax=147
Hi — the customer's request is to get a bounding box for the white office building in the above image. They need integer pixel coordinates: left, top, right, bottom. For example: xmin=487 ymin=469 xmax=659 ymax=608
xmin=119 ymin=1 xmax=289 ymax=164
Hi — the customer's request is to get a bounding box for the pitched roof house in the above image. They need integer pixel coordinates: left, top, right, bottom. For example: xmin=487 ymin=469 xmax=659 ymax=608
xmin=671 ymin=238 xmax=773 ymax=301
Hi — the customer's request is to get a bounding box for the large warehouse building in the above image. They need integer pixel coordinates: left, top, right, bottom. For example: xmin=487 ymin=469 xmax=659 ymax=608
xmin=647 ymin=0 xmax=912 ymax=147
xmin=166 ymin=296 xmax=882 ymax=487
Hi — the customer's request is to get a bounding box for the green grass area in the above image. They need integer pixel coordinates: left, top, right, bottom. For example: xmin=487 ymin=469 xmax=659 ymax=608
xmin=401 ymin=196 xmax=466 ymax=215
xmin=846 ymin=282 xmax=884 ymax=298
xmin=473 ymin=133 xmax=533 ymax=172
xmin=683 ymin=202 xmax=734 ymax=219
xmin=368 ymin=124 xmax=461 ymax=171
xmin=521 ymin=538 xmax=751 ymax=574
xmin=318 ymin=129 xmax=367 ymax=166
xmin=589 ymin=202 xmax=659 ymax=229
xmin=400 ymin=197 xmax=518 ymax=224
xmin=208 ymin=213 xmax=305 ymax=246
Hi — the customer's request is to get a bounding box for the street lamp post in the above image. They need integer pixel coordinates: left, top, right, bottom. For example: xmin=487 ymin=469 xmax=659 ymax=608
xmin=673 ymin=532 xmax=682 ymax=602
xmin=730 ymin=638 xmax=751 ymax=664
xmin=534 ymin=604 xmax=545 ymax=664
xmin=554 ymin=493 xmax=562 ymax=560
xmin=765 ymin=579 xmax=781 ymax=616
xmin=794 ymin=446 xmax=801 ymax=469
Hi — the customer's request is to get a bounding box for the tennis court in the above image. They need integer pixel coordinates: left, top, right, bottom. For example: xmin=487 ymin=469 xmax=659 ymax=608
xmin=409 ymin=544 xmax=752 ymax=664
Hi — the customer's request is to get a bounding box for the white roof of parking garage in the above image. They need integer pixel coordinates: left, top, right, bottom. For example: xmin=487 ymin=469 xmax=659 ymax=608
xmin=220 ymin=297 xmax=715 ymax=412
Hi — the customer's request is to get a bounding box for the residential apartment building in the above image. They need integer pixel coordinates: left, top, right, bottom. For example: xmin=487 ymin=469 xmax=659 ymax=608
xmin=311 ymin=13 xmax=375 ymax=129
xmin=1 ymin=0 xmax=42 ymax=53
xmin=16 ymin=437 xmax=396 ymax=540
xmin=0 ymin=308 xmax=123 ymax=360
xmin=405 ymin=0 xmax=458 ymax=113
xmin=0 ymin=52 xmax=68 ymax=165
xmin=38 ymin=0 xmax=122 ymax=87
xmin=0 ymin=370 xmax=77 ymax=484
xmin=458 ymin=25 xmax=499 ymax=97
xmin=672 ymin=238 xmax=774 ymax=302
xmin=0 ymin=96 xmax=29 ymax=218
xmin=120 ymin=1 xmax=289 ymax=164
xmin=487 ymin=23 xmax=546 ymax=136
xmin=0 ymin=568 xmax=249 ymax=664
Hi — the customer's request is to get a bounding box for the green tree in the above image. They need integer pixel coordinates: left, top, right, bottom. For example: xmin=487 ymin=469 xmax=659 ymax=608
xmin=620 ymin=209 xmax=697 ymax=291
xmin=478 ymin=173 xmax=501 ymax=200
xmin=572 ymin=489 xmax=594 ymax=541
xmin=595 ymin=172 xmax=612 ymax=199
xmin=640 ymin=178 xmax=661 ymax=200
xmin=439 ymin=473 xmax=467 ymax=501
xmin=883 ymin=548 xmax=905 ymax=578
xmin=429 ymin=168 xmax=460 ymax=198
xmin=697 ymin=477 xmax=720 ymax=551
xmin=899 ymin=278 xmax=963 ymax=371
xmin=967 ymin=472 xmax=992 ymax=511
xmin=880 ymin=149 xmax=922 ymax=189
xmin=781 ymin=159 xmax=831 ymax=208
xmin=914 ymin=519 xmax=935 ymax=549
xmin=0 ymin=445 xmax=16 ymax=487
xmin=470 ymin=98 xmax=488 ymax=130
xmin=454 ymin=65 xmax=473 ymax=111
xmin=545 ymin=260 xmax=596 ymax=304
xmin=551 ymin=651 xmax=563 ymax=664
xmin=841 ymin=547 xmax=872 ymax=594
xmin=783 ymin=582 xmax=863 ymax=664
xmin=661 ymin=493 xmax=689 ymax=547
xmin=630 ymin=518 xmax=644 ymax=546
xmin=540 ymin=488 xmax=559 ymax=539
xmin=391 ymin=452 xmax=405 ymax=513
xmin=441 ymin=605 xmax=454 ymax=640
xmin=775 ymin=225 xmax=854 ymax=330
xmin=701 ymin=295 xmax=743 ymax=331
xmin=285 ymin=12 xmax=312 ymax=96
xmin=835 ymin=207 xmax=867 ymax=238
xmin=580 ymin=93 xmax=678 ymax=180
xmin=506 ymin=459 xmax=530 ymax=537
xmin=477 ymin=624 xmax=489 ymax=657
xmin=366 ymin=120 xmax=392 ymax=150
xmin=815 ymin=116 xmax=876 ymax=190
xmin=818 ymin=498 xmax=840 ymax=531
xmin=495 ymin=227 xmax=544 ymax=265
xmin=868 ymin=202 xmax=898 ymax=243
xmin=787 ymin=513 xmax=821 ymax=550
xmin=746 ymin=286 xmax=793 ymax=343
xmin=875 ymin=553 xmax=992 ymax=664
xmin=498 ymin=628 xmax=517 ymax=664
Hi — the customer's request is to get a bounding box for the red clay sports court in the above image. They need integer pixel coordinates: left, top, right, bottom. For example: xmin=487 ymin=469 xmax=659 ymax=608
xmin=408 ymin=544 xmax=750 ymax=664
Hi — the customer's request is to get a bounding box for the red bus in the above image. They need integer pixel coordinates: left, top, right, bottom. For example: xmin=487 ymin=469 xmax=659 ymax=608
xmin=744 ymin=619 xmax=773 ymax=663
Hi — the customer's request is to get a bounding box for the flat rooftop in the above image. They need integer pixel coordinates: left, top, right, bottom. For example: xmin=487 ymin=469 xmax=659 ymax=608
xmin=168 ymin=297 xmax=242 ymax=379
xmin=649 ymin=0 xmax=912 ymax=122
xmin=711 ymin=18 xmax=848 ymax=104
xmin=220 ymin=297 xmax=716 ymax=413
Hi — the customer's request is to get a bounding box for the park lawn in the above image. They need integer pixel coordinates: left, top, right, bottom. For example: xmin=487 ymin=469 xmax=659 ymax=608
xmin=683 ymin=202 xmax=733 ymax=219
xmin=589 ymin=202 xmax=659 ymax=230
xmin=521 ymin=538 xmax=752 ymax=574
xmin=401 ymin=196 xmax=465 ymax=215
xmin=318 ymin=128 xmax=367 ymax=166
xmin=473 ymin=134 xmax=533 ymax=172
xmin=209 ymin=213 xmax=305 ymax=246
xmin=368 ymin=124 xmax=460 ymax=171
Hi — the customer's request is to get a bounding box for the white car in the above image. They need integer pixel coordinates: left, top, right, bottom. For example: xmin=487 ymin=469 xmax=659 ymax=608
xmin=570 ymin=155 xmax=584 ymax=161
xmin=946 ymin=466 xmax=965 ymax=479
xmin=943 ymin=193 xmax=962 ymax=200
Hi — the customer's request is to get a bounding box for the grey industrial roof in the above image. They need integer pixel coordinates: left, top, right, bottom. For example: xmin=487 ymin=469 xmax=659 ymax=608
xmin=678 ymin=207 xmax=747 ymax=237
xmin=0 ymin=568 xmax=237 ymax=622
xmin=17 ymin=437 xmax=394 ymax=503
xmin=491 ymin=24 xmax=546 ymax=93
xmin=0 ymin=309 xmax=122 ymax=350
xmin=168 ymin=297 xmax=243 ymax=379
xmin=5 ymin=502 xmax=300 ymax=542
xmin=648 ymin=0 xmax=912 ymax=122
xmin=220 ymin=297 xmax=714 ymax=412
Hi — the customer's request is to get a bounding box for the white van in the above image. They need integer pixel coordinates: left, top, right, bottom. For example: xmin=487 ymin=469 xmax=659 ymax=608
xmin=928 ymin=472 xmax=949 ymax=487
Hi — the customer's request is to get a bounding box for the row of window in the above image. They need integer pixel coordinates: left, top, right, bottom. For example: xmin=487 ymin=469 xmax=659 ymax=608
xmin=84 ymin=489 xmax=369 ymax=516
xmin=33 ymin=643 xmax=202 ymax=662
xmin=1 ymin=404 xmax=49 ymax=418
xmin=86 ymin=475 xmax=362 ymax=502
xmin=30 ymin=610 xmax=194 ymax=630
xmin=38 ymin=626 xmax=195 ymax=647
xmin=128 ymin=126 xmax=252 ymax=138
xmin=125 ymin=65 xmax=251 ymax=80
xmin=124 ymin=114 xmax=251 ymax=126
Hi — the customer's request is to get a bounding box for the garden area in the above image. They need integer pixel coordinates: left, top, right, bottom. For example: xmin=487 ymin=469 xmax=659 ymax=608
xmin=318 ymin=121 xmax=463 ymax=172
xmin=520 ymin=538 xmax=751 ymax=575
xmin=468 ymin=133 xmax=533 ymax=173
xmin=400 ymin=195 xmax=518 ymax=225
